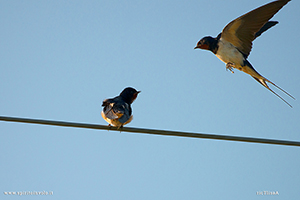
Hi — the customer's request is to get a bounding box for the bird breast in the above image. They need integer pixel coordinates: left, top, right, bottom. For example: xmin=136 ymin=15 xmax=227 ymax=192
xmin=216 ymin=38 xmax=244 ymax=66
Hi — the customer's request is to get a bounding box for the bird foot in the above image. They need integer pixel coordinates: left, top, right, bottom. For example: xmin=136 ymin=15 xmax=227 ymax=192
xmin=117 ymin=125 xmax=123 ymax=132
xmin=226 ymin=62 xmax=235 ymax=73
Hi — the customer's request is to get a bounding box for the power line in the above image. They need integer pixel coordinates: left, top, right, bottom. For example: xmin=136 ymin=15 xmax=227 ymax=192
xmin=0 ymin=115 xmax=299 ymax=147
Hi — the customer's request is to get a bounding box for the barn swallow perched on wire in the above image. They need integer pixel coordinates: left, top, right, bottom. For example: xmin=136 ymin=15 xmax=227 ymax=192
xmin=194 ymin=0 xmax=295 ymax=107
xmin=101 ymin=87 xmax=140 ymax=128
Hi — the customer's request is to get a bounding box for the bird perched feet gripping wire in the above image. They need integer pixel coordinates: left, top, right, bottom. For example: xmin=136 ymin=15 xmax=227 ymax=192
xmin=101 ymin=87 xmax=140 ymax=129
xmin=194 ymin=0 xmax=295 ymax=107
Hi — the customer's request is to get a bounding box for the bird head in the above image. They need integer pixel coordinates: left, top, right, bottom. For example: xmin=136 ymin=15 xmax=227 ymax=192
xmin=194 ymin=36 xmax=214 ymax=50
xmin=120 ymin=87 xmax=141 ymax=104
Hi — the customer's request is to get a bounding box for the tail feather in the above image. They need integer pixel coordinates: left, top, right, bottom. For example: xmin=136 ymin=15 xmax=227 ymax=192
xmin=252 ymin=77 xmax=294 ymax=108
xmin=265 ymin=79 xmax=295 ymax=100
xmin=242 ymin=60 xmax=294 ymax=107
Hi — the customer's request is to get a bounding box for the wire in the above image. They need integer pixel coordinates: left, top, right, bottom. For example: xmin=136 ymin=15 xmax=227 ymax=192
xmin=0 ymin=115 xmax=299 ymax=147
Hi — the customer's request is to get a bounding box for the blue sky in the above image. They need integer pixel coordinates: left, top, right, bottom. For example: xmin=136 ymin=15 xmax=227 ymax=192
xmin=1 ymin=0 xmax=299 ymax=199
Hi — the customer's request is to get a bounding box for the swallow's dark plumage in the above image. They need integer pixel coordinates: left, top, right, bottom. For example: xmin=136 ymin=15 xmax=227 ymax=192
xmin=101 ymin=87 xmax=140 ymax=128
xmin=194 ymin=0 xmax=295 ymax=107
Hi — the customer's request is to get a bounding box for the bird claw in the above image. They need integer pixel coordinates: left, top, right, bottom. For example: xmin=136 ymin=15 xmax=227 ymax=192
xmin=107 ymin=124 xmax=123 ymax=132
xmin=226 ymin=62 xmax=235 ymax=73
xmin=117 ymin=125 xmax=123 ymax=132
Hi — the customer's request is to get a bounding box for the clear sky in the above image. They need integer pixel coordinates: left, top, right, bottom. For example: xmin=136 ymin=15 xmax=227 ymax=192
xmin=1 ymin=0 xmax=299 ymax=199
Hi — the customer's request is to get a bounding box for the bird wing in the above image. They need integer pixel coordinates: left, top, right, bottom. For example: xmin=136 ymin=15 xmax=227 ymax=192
xmin=103 ymin=103 xmax=121 ymax=119
xmin=118 ymin=103 xmax=132 ymax=123
xmin=102 ymin=97 xmax=124 ymax=119
xmin=102 ymin=97 xmax=132 ymax=123
xmin=254 ymin=21 xmax=278 ymax=39
xmin=221 ymin=0 xmax=290 ymax=57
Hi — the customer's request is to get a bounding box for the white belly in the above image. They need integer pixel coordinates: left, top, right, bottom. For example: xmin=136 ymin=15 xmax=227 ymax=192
xmin=101 ymin=111 xmax=133 ymax=127
xmin=216 ymin=38 xmax=244 ymax=66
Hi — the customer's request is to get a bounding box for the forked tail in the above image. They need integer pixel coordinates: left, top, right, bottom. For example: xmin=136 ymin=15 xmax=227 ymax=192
xmin=252 ymin=77 xmax=295 ymax=108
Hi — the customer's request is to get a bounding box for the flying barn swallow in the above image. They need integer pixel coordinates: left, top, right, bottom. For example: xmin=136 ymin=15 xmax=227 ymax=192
xmin=194 ymin=0 xmax=295 ymax=107
xmin=101 ymin=87 xmax=140 ymax=128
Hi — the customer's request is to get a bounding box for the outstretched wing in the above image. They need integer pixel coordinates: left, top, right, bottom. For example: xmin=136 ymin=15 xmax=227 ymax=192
xmin=221 ymin=0 xmax=290 ymax=57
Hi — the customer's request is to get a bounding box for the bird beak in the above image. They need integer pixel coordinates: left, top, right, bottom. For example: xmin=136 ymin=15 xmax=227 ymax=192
xmin=137 ymin=91 xmax=141 ymax=94
xmin=194 ymin=46 xmax=198 ymax=49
